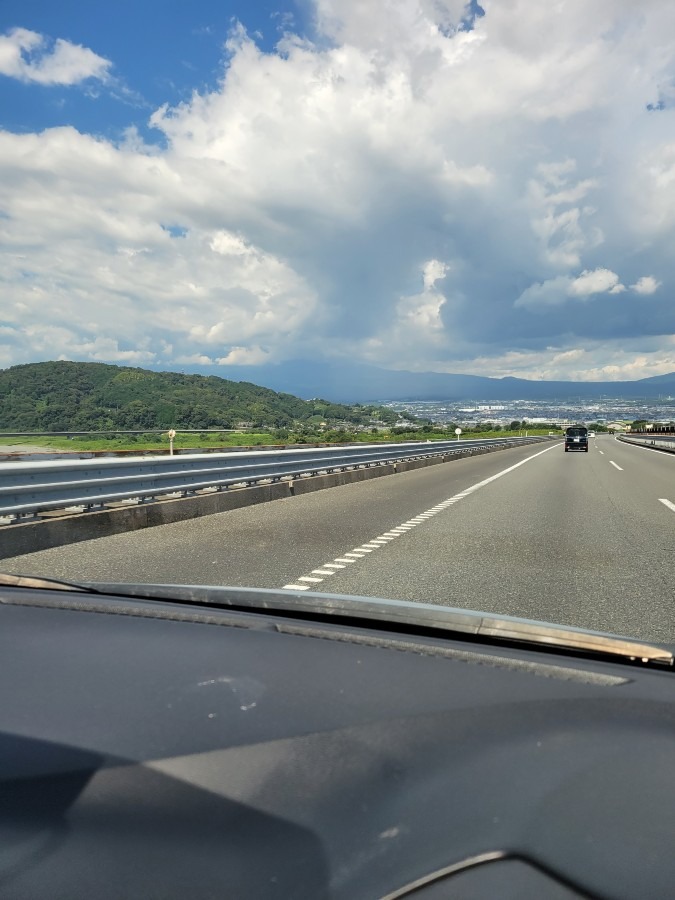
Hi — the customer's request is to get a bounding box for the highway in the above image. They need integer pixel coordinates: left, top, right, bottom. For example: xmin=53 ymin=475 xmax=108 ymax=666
xmin=2 ymin=434 xmax=675 ymax=643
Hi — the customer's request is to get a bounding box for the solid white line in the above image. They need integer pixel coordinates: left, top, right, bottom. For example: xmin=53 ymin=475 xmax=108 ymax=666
xmin=609 ymin=461 xmax=623 ymax=471
xmin=659 ymin=498 xmax=675 ymax=514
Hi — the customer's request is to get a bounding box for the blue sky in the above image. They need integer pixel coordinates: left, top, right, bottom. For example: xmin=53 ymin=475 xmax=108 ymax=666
xmin=1 ymin=0 xmax=296 ymax=137
xmin=1 ymin=0 xmax=675 ymax=382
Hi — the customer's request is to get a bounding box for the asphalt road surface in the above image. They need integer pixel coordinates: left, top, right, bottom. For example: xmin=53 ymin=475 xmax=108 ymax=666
xmin=3 ymin=435 xmax=675 ymax=643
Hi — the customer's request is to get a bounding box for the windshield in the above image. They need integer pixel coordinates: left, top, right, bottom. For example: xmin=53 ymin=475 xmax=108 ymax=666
xmin=1 ymin=0 xmax=674 ymax=648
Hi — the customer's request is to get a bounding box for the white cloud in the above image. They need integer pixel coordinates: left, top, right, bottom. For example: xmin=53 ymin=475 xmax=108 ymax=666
xmin=516 ymin=268 xmax=627 ymax=308
xmin=217 ymin=346 xmax=273 ymax=365
xmin=422 ymin=259 xmax=448 ymax=290
xmin=429 ymin=345 xmax=675 ymax=382
xmin=527 ymin=162 xmax=602 ymax=268
xmin=569 ymin=268 xmax=621 ymax=296
xmin=1 ymin=2 xmax=675 ymax=380
xmin=630 ymin=275 xmax=661 ymax=294
xmin=0 ymin=27 xmax=111 ymax=86
xmin=514 ymin=276 xmax=572 ymax=309
xmin=174 ymin=353 xmax=215 ymax=365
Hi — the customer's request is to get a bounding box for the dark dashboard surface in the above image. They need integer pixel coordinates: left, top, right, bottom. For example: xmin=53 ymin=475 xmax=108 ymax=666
xmin=1 ymin=585 xmax=675 ymax=899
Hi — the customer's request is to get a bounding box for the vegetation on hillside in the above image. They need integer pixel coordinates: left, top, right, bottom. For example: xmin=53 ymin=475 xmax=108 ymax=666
xmin=0 ymin=361 xmax=407 ymax=432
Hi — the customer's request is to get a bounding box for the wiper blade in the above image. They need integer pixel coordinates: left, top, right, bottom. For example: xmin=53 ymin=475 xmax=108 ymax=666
xmin=77 ymin=582 xmax=674 ymax=667
xmin=0 ymin=572 xmax=97 ymax=594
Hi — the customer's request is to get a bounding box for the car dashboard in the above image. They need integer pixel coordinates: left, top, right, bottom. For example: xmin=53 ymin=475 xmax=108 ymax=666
xmin=1 ymin=582 xmax=675 ymax=899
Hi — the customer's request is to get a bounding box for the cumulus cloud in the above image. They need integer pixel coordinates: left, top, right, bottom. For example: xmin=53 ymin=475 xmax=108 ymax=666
xmin=1 ymin=2 xmax=675 ymax=380
xmin=631 ymin=275 xmax=661 ymax=294
xmin=217 ymin=346 xmax=273 ymax=365
xmin=0 ymin=27 xmax=111 ymax=85
xmin=568 ymin=268 xmax=622 ymax=296
xmin=515 ymin=268 xmax=625 ymax=308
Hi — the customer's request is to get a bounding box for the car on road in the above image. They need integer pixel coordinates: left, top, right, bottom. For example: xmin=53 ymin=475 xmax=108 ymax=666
xmin=565 ymin=425 xmax=589 ymax=452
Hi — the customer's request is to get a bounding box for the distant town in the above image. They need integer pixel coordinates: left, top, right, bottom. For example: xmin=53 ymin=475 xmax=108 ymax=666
xmin=378 ymin=397 xmax=675 ymax=431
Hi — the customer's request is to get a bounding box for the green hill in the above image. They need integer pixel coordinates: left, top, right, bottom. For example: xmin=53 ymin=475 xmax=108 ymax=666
xmin=0 ymin=361 xmax=403 ymax=432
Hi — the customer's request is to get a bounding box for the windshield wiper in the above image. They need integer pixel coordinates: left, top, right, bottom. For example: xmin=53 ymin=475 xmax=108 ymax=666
xmin=67 ymin=582 xmax=673 ymax=668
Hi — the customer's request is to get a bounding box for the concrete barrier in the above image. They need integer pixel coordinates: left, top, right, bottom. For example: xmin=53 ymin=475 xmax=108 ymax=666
xmin=1 ymin=482 xmax=291 ymax=560
xmin=291 ymin=464 xmax=396 ymax=495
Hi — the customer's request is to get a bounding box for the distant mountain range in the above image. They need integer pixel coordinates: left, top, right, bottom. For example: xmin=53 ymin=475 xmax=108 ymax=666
xmin=186 ymin=359 xmax=675 ymax=403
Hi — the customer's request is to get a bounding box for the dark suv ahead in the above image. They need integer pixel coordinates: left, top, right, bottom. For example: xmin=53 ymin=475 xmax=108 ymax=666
xmin=565 ymin=425 xmax=589 ymax=452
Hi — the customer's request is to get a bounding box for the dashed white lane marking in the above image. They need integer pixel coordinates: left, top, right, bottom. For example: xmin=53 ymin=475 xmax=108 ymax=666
xmin=659 ymin=498 xmax=675 ymax=514
xmin=282 ymin=442 xmax=558 ymax=592
xmin=609 ymin=461 xmax=623 ymax=471
xmin=599 ymin=450 xmax=605 ymax=455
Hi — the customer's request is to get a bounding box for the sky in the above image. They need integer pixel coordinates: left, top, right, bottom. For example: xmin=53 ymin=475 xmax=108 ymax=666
xmin=1 ymin=0 xmax=675 ymax=382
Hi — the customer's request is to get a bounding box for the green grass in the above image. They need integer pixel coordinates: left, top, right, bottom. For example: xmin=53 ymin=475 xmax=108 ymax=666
xmin=0 ymin=428 xmax=560 ymax=453
xmin=0 ymin=433 xmax=277 ymax=452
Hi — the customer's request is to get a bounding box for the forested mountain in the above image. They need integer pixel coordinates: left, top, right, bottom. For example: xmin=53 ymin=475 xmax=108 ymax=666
xmin=0 ymin=362 xmax=403 ymax=431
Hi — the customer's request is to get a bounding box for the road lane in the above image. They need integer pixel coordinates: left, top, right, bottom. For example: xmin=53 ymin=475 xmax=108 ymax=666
xmin=2 ymin=434 xmax=674 ymax=643
xmin=312 ymin=434 xmax=675 ymax=641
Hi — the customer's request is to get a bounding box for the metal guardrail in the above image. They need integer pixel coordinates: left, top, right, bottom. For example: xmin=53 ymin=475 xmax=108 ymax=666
xmin=0 ymin=437 xmax=549 ymax=523
xmin=618 ymin=434 xmax=675 ymax=453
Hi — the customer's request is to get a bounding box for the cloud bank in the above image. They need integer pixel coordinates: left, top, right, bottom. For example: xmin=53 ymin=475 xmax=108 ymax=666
xmin=1 ymin=2 xmax=675 ymax=381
